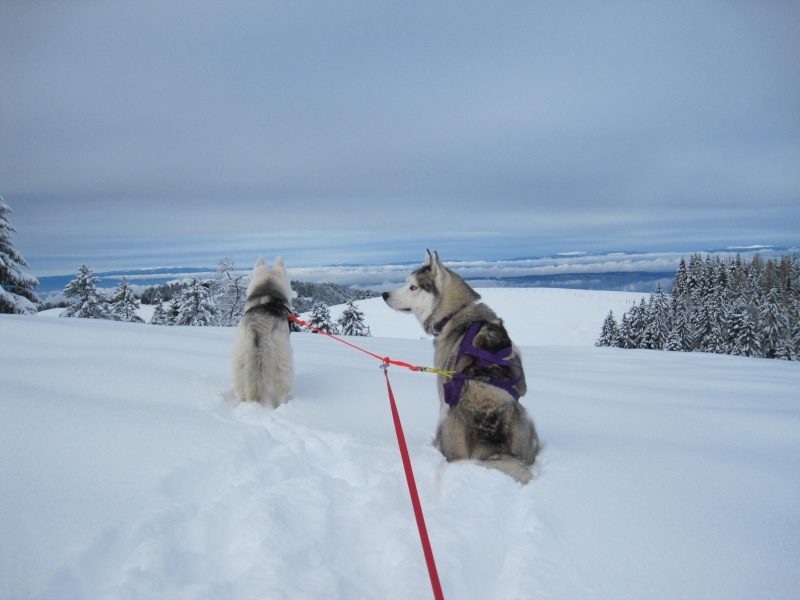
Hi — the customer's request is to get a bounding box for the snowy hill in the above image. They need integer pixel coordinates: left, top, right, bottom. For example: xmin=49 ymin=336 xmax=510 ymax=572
xmin=326 ymin=288 xmax=646 ymax=346
xmin=2 ymin=288 xmax=799 ymax=599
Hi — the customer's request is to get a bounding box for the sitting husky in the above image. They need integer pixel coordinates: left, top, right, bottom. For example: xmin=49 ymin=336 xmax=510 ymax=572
xmin=232 ymin=256 xmax=294 ymax=407
xmin=383 ymin=250 xmax=540 ymax=483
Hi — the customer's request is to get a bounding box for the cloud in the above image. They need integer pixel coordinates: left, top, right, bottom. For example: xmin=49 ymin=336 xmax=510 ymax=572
xmin=1 ymin=2 xmax=798 ymax=277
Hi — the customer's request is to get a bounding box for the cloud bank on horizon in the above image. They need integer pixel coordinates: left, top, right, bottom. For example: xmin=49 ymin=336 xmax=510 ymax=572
xmin=1 ymin=1 xmax=798 ymax=276
xmin=33 ymin=247 xmax=798 ymax=302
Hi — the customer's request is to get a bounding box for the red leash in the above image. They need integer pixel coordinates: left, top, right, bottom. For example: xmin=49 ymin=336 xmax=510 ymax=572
xmin=383 ymin=365 xmax=445 ymax=600
xmin=288 ymin=314 xmax=449 ymax=376
xmin=289 ymin=314 xmax=445 ymax=599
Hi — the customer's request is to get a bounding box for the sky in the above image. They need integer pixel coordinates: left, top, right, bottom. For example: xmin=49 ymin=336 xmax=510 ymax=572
xmin=1 ymin=1 xmax=799 ymax=277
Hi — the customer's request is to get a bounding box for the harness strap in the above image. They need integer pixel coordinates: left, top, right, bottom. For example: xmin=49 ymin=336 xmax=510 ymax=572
xmin=443 ymin=321 xmax=524 ymax=407
xmin=246 ymin=299 xmax=292 ymax=319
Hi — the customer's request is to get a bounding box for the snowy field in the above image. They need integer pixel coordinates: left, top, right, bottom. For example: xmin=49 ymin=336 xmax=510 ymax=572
xmin=2 ymin=289 xmax=799 ymax=600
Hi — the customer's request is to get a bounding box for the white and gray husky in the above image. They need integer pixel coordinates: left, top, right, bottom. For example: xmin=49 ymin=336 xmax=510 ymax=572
xmin=383 ymin=250 xmax=540 ymax=483
xmin=232 ymin=256 xmax=294 ymax=407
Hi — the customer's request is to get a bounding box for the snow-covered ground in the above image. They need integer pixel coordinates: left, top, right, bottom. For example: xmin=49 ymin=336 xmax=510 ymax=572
xmin=2 ymin=289 xmax=799 ymax=599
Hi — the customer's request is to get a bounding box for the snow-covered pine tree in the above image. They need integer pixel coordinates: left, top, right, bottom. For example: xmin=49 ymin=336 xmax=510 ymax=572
xmin=175 ymin=279 xmax=219 ymax=326
xmin=672 ymin=258 xmax=689 ymax=303
xmin=686 ymin=253 xmax=705 ymax=296
xmin=642 ymin=283 xmax=672 ymax=350
xmin=109 ymin=277 xmax=144 ymax=323
xmin=626 ymin=299 xmax=648 ymax=349
xmin=729 ymin=298 xmax=761 ymax=358
xmin=788 ymin=300 xmax=800 ymax=360
xmin=668 ymin=294 xmax=695 ymax=351
xmin=0 ymin=196 xmax=41 ymax=314
xmin=698 ymin=268 xmax=729 ymax=354
xmin=167 ymin=298 xmax=181 ymax=325
xmin=758 ymin=287 xmax=791 ymax=359
xmin=307 ymin=302 xmax=337 ymax=334
xmin=62 ymin=264 xmax=111 ymax=319
xmin=664 ymin=327 xmax=684 ymax=352
xmin=596 ymin=311 xmax=620 ymax=347
xmin=617 ymin=312 xmax=631 ymax=348
xmin=149 ymin=291 xmax=169 ymax=325
xmin=690 ymin=297 xmax=715 ymax=353
xmin=337 ymin=299 xmax=370 ymax=336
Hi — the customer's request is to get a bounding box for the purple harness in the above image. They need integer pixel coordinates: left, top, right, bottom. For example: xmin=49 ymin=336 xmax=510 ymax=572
xmin=442 ymin=321 xmax=524 ymax=407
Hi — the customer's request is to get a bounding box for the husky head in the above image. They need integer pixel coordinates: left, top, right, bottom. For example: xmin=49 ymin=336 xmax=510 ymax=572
xmin=245 ymin=256 xmax=294 ymax=311
xmin=383 ymin=250 xmax=479 ymax=334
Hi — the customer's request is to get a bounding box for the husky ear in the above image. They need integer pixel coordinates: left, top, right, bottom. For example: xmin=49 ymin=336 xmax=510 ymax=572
xmin=254 ymin=256 xmax=267 ymax=268
xmin=424 ymin=249 xmax=433 ymax=267
xmin=273 ymin=256 xmax=289 ymax=280
xmin=431 ymin=250 xmax=450 ymax=285
xmin=432 ymin=251 xmax=445 ymax=272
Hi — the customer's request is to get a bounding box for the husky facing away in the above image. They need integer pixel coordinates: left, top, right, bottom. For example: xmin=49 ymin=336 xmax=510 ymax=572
xmin=383 ymin=250 xmax=540 ymax=483
xmin=232 ymin=256 xmax=294 ymax=407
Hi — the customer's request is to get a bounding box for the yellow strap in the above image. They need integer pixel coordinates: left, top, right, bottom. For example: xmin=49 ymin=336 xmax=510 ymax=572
xmin=417 ymin=366 xmax=456 ymax=379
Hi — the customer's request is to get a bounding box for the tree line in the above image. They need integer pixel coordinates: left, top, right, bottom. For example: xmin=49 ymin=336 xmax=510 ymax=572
xmin=597 ymin=253 xmax=800 ymax=360
xmin=57 ymin=259 xmax=375 ymax=335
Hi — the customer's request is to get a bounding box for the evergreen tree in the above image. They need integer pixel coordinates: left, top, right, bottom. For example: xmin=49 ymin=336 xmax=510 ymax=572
xmin=175 ymin=279 xmax=219 ymax=326
xmin=167 ymin=297 xmax=181 ymax=325
xmin=307 ymin=302 xmax=337 ymax=334
xmin=788 ymin=301 xmax=800 ymax=360
xmin=664 ymin=327 xmax=684 ymax=352
xmin=672 ymin=258 xmax=689 ymax=303
xmin=729 ymin=299 xmax=761 ymax=358
xmin=618 ymin=312 xmax=633 ymax=348
xmin=669 ymin=295 xmax=694 ymax=351
xmin=730 ymin=253 xmax=747 ymax=289
xmin=627 ymin=299 xmax=648 ymax=349
xmin=596 ymin=311 xmax=620 ymax=347
xmin=337 ymin=299 xmax=370 ymax=336
xmin=643 ymin=283 xmax=671 ymax=350
xmin=109 ymin=277 xmax=144 ymax=323
xmin=62 ymin=264 xmax=111 ymax=319
xmin=690 ymin=299 xmax=715 ymax=352
xmin=149 ymin=291 xmax=169 ymax=325
xmin=704 ymin=309 xmax=729 ymax=355
xmin=758 ymin=287 xmax=790 ymax=359
xmin=686 ymin=253 xmax=705 ymax=296
xmin=0 ymin=196 xmax=41 ymax=314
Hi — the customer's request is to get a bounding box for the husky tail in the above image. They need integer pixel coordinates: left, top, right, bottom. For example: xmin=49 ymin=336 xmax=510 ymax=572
xmin=475 ymin=455 xmax=534 ymax=484
xmin=241 ymin=340 xmax=268 ymax=404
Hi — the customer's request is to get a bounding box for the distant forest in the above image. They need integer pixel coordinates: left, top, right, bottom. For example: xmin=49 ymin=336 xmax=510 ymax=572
xmin=290 ymin=281 xmax=375 ymax=313
xmin=597 ymin=254 xmax=800 ymax=361
xmin=137 ymin=277 xmax=373 ymax=326
xmin=54 ymin=255 xmax=376 ymax=328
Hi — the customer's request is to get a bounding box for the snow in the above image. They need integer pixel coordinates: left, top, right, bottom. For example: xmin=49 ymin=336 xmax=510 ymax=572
xmin=331 ymin=288 xmax=647 ymax=346
xmin=2 ymin=288 xmax=799 ymax=600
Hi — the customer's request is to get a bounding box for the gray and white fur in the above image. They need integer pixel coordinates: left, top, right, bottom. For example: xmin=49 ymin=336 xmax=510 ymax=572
xmin=383 ymin=250 xmax=540 ymax=483
xmin=232 ymin=256 xmax=294 ymax=407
